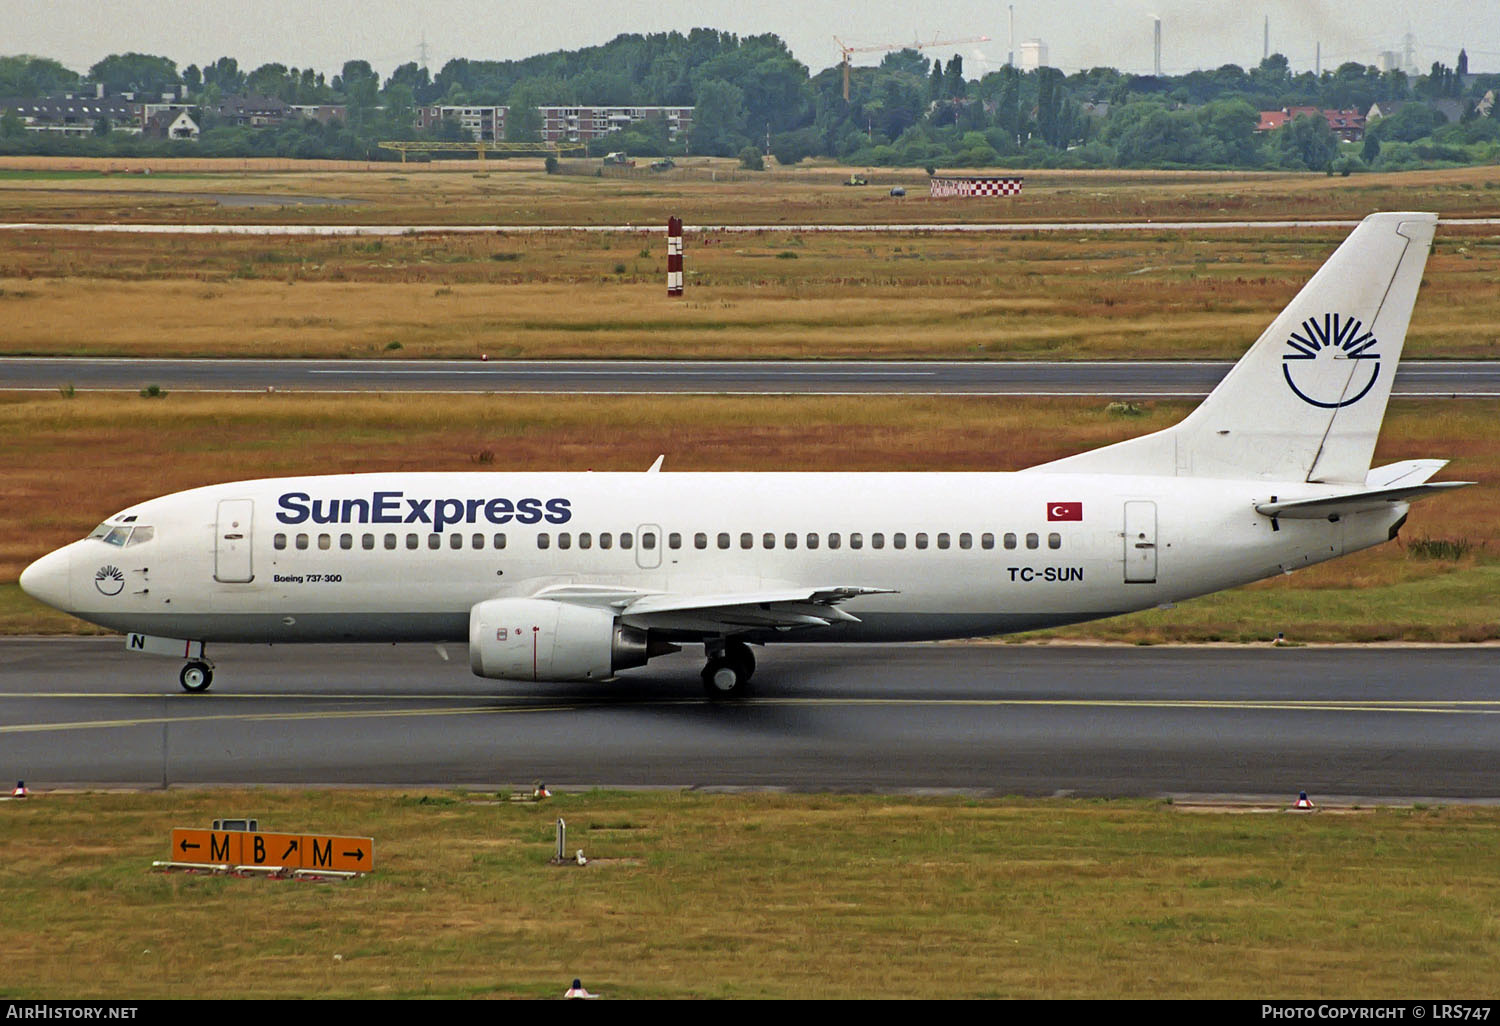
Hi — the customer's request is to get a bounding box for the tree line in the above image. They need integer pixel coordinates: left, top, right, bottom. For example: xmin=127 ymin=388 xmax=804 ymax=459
xmin=2 ymin=33 xmax=1497 ymax=171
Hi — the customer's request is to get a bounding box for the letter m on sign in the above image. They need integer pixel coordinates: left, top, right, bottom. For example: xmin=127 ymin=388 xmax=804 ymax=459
xmin=310 ymin=837 xmax=333 ymax=868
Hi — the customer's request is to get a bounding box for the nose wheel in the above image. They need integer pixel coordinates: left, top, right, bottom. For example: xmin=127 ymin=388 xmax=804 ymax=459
xmin=179 ymin=660 xmax=214 ymax=693
xmin=701 ymin=641 xmax=755 ymax=698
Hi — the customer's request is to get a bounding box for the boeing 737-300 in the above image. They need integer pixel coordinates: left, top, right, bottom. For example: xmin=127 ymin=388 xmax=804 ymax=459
xmin=18 ymin=212 xmax=1471 ymax=695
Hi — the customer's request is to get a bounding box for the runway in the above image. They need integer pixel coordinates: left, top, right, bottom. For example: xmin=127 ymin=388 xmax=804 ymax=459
xmin=4 ymin=639 xmax=1497 ymax=799
xmin=5 ymin=358 xmax=1500 ymax=397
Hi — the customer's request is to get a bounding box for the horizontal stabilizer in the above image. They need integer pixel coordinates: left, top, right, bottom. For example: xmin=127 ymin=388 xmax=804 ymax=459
xmin=1255 ymin=482 xmax=1472 ymax=520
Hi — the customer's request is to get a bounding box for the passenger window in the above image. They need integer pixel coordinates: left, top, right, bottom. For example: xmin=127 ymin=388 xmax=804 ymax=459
xmin=718 ymin=533 xmax=731 ymax=549
xmin=915 ymin=533 xmax=928 ymax=550
xmin=981 ymin=533 xmax=994 ymax=550
xmin=1004 ymin=533 xmax=1017 ymax=550
xmin=872 ymin=533 xmax=884 ymax=549
xmin=695 ymin=532 xmax=708 ymax=550
xmin=668 ymin=533 xmax=680 ymax=550
xmin=318 ymin=534 xmax=331 ymax=550
xmin=959 ymin=533 xmax=972 ymax=550
xmin=828 ymin=533 xmax=841 ymax=550
xmin=937 ymin=533 xmax=950 ymax=550
xmin=763 ymin=533 xmax=775 ymax=549
xmin=1026 ymin=532 xmax=1039 ymax=550
xmin=427 ymin=534 xmax=441 ymax=550
xmin=806 ymin=533 xmax=819 ymax=550
xmin=579 ymin=532 xmax=592 ymax=550
xmin=599 ymin=533 xmax=612 ymax=550
xmin=784 ymin=533 xmax=797 ymax=550
xmin=558 ymin=533 xmax=571 ymax=550
xmin=894 ymin=532 xmax=907 ymax=550
xmin=406 ymin=534 xmax=419 ymax=550
xmin=1048 ymin=532 xmax=1062 ymax=549
xmin=493 ymin=533 xmax=507 ymax=549
xmin=620 ymin=533 xmax=633 ymax=549
xmin=537 ymin=533 xmax=550 ymax=549
xmin=471 ymin=533 xmax=484 ymax=550
xmin=641 ymin=532 xmax=655 ymax=550
xmin=296 ymin=534 xmax=309 ymax=550
xmin=339 ymin=534 xmax=352 ymax=550
xmin=740 ymin=532 xmax=753 ymax=550
xmin=385 ymin=533 xmax=397 ymax=550
xmin=850 ymin=533 xmax=863 ymax=550
xmin=274 ymin=533 xmax=287 ymax=550
xmin=363 ymin=533 xmax=375 ymax=550
xmin=450 ymin=534 xmax=462 ymax=550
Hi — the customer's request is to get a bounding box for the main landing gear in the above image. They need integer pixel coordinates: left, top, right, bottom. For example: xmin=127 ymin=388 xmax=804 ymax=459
xmin=701 ymin=640 xmax=755 ymax=698
xmin=179 ymin=659 xmax=215 ymax=693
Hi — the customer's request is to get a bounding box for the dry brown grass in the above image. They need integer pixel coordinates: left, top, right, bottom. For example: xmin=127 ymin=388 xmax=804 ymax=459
xmin=2 ymin=392 xmax=1493 ymax=640
xmin=2 ymin=222 xmax=1497 ymax=359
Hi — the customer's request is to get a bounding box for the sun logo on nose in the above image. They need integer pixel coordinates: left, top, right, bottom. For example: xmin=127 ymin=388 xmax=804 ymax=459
xmin=1282 ymin=312 xmax=1381 ymax=409
xmin=94 ymin=565 xmax=125 ymax=596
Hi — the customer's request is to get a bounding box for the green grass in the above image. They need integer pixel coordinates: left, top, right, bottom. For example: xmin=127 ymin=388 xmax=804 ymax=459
xmin=2 ymin=790 xmax=1498 ymax=998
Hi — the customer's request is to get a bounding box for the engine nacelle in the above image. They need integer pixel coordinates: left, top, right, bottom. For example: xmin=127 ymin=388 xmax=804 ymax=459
xmin=469 ymin=597 xmax=655 ymax=682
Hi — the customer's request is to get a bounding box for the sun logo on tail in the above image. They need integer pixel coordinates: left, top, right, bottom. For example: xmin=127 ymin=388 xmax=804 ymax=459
xmin=1282 ymin=312 xmax=1381 ymax=409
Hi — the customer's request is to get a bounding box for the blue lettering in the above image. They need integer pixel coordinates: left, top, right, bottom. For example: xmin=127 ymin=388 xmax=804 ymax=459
xmin=278 ymin=490 xmax=571 ymax=528
xmin=404 ymin=497 xmax=432 ymax=524
xmin=515 ymin=497 xmax=543 ymax=525
xmin=341 ymin=498 xmax=370 ymax=523
xmin=433 ymin=498 xmax=465 ymax=533
xmin=310 ymin=498 xmax=339 ymax=524
xmin=276 ymin=492 xmax=310 ymax=525
xmin=373 ymin=491 xmax=403 ymax=524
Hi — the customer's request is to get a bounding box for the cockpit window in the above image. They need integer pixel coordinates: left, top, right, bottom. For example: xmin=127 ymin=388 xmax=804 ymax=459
xmin=90 ymin=523 xmax=154 ymax=547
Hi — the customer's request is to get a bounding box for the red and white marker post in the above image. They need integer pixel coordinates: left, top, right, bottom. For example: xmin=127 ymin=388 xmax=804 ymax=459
xmin=666 ymin=216 xmax=684 ymax=297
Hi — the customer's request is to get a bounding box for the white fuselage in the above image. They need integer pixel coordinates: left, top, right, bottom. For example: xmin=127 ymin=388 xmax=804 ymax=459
xmin=24 ymin=470 xmax=1403 ymax=645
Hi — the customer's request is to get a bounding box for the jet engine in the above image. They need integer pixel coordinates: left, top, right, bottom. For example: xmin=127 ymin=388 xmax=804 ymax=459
xmin=468 ymin=597 xmax=674 ymax=682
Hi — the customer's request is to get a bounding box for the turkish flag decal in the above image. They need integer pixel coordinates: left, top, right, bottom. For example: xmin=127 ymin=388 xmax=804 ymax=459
xmin=1047 ymin=502 xmax=1083 ymax=521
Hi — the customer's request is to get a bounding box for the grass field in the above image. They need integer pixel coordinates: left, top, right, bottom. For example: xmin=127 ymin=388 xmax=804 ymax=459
xmin=2 ymin=161 xmax=1498 ymax=361
xmin=2 ymin=156 xmax=1500 ymax=226
xmin=2 ymin=789 xmax=1498 ymax=998
xmin=2 ymin=392 xmax=1492 ymax=641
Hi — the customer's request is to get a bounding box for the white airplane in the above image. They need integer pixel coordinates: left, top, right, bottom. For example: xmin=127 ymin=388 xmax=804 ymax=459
xmin=19 ymin=212 xmax=1471 ymax=696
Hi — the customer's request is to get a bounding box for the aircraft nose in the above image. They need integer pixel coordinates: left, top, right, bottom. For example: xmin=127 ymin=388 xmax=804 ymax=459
xmin=19 ymin=545 xmax=72 ymax=611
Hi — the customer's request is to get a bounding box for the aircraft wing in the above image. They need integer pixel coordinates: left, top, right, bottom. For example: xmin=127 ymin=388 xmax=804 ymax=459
xmin=617 ymin=586 xmax=898 ymax=634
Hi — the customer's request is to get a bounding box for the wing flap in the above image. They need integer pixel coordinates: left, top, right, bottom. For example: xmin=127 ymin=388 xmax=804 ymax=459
xmin=619 ymin=586 xmax=896 ymax=633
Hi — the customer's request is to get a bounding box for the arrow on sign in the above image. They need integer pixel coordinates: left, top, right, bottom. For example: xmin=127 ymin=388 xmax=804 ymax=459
xmin=179 ymin=839 xmax=200 ymax=852
xmin=281 ymin=840 xmax=299 ymax=860
xmin=343 ymin=848 xmax=364 ymax=860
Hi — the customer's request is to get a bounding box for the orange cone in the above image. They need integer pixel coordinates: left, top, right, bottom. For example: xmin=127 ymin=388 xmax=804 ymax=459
xmin=11 ymin=781 xmax=29 ymax=798
xmin=1294 ymin=791 xmax=1315 ymax=809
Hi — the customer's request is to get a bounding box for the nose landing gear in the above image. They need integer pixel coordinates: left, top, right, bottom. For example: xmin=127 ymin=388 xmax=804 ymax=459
xmin=179 ymin=659 xmax=215 ymax=693
xmin=701 ymin=640 xmax=755 ymax=698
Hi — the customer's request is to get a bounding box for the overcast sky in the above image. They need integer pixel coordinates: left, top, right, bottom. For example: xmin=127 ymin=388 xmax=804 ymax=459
xmin=5 ymin=0 xmax=1497 ymax=81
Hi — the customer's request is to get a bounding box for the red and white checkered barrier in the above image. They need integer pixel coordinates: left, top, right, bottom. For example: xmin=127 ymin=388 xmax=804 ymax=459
xmin=930 ymin=176 xmax=1024 ymax=198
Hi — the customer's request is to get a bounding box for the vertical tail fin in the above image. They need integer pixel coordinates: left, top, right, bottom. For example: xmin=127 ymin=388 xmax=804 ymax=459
xmin=1035 ymin=212 xmax=1437 ymax=484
